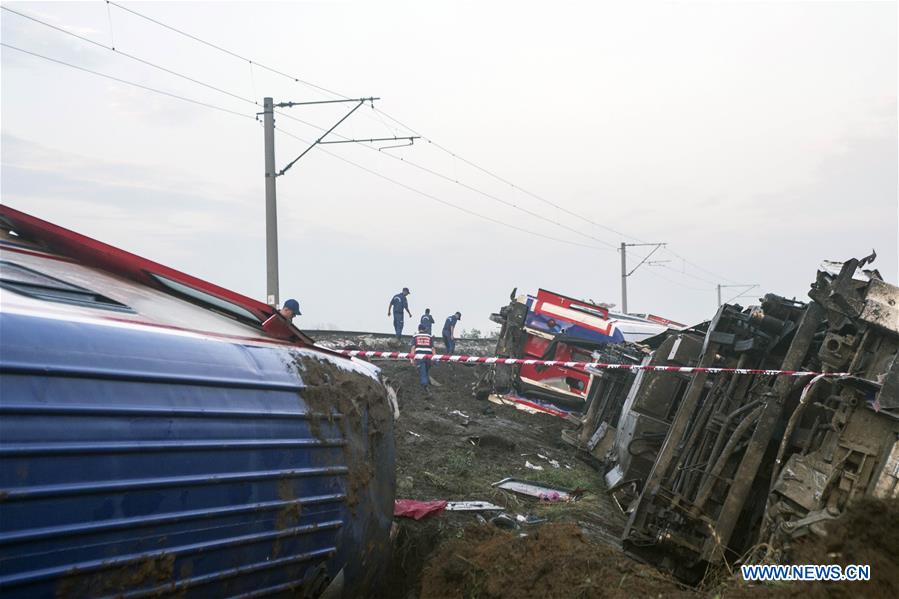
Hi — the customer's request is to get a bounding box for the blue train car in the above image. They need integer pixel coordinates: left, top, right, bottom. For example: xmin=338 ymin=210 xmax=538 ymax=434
xmin=0 ymin=207 xmax=395 ymax=598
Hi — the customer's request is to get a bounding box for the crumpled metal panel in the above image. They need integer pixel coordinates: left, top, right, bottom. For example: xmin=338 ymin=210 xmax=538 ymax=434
xmin=859 ymin=278 xmax=899 ymax=335
xmin=773 ymin=456 xmax=831 ymax=512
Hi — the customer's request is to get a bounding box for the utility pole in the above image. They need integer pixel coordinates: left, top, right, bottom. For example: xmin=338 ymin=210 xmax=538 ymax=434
xmin=619 ymin=242 xmax=666 ymax=314
xmin=263 ymin=97 xmax=279 ymax=307
xmin=717 ymin=283 xmax=759 ymax=307
xmin=259 ymin=96 xmax=418 ymax=307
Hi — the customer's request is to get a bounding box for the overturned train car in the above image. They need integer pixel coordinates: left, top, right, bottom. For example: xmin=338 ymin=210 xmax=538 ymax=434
xmin=0 ymin=207 xmax=396 ymax=598
xmin=478 ymin=288 xmax=680 ymax=410
xmin=585 ymin=256 xmax=897 ymax=581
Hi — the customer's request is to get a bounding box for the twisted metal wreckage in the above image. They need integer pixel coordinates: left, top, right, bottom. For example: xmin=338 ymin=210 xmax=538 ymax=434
xmin=479 ymin=255 xmax=898 ymax=581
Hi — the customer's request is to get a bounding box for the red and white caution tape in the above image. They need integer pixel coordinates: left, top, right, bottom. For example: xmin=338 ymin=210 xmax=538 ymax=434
xmin=336 ymin=350 xmax=850 ymax=378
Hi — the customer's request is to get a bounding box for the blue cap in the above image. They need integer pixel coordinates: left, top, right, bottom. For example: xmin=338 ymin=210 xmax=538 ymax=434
xmin=283 ymin=299 xmax=301 ymax=316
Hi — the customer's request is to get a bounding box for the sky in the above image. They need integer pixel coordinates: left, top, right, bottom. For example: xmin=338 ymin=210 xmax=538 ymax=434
xmin=2 ymin=0 xmax=896 ymax=335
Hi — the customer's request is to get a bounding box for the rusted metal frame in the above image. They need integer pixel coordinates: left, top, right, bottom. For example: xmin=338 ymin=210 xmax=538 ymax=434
xmin=680 ymin=356 xmax=756 ymax=498
xmin=700 ymin=301 xmax=824 ymax=561
xmin=692 ymin=404 xmax=764 ymax=512
xmin=693 ymin=395 xmax=763 ymax=500
xmin=692 ymin=355 xmax=763 ymax=499
xmin=625 ymin=343 xmax=721 ymax=535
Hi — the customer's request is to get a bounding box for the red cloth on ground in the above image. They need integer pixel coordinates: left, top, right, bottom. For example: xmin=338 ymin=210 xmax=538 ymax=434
xmin=393 ymin=499 xmax=448 ymax=520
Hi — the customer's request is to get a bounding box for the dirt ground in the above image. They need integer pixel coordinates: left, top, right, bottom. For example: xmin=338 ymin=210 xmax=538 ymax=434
xmin=364 ymin=350 xmax=682 ymax=598
xmin=716 ymin=497 xmax=899 ymax=599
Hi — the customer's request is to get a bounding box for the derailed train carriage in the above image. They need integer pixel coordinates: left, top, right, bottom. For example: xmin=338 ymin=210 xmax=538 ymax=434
xmin=578 ymin=254 xmax=898 ymax=581
xmin=478 ymin=288 xmax=681 ymax=410
xmin=0 ymin=206 xmax=396 ymax=598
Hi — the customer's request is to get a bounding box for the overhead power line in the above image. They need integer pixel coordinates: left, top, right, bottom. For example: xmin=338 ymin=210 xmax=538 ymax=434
xmin=272 ymin=108 xmax=615 ymax=248
xmin=4 ymin=5 xmax=613 ymax=251
xmin=373 ymin=108 xmax=640 ymax=241
xmin=1 ymin=6 xmax=257 ymax=106
xmin=102 ymin=0 xmax=739 ymax=287
xmin=655 ymin=262 xmax=718 ymax=286
xmin=15 ymin=3 xmax=736 ymax=294
xmin=275 ymin=128 xmax=608 ymax=251
xmin=0 ymin=42 xmax=253 ymax=120
xmin=101 ymin=0 xmax=640 ymax=243
xmin=2 ymin=41 xmax=606 ymax=254
xmin=106 ymin=0 xmax=349 ymax=100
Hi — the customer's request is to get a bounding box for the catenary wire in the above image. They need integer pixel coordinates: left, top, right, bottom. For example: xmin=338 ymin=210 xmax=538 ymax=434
xmin=269 ymin=108 xmax=618 ymax=249
xmin=15 ymin=3 xmax=731 ymax=291
xmin=102 ymin=0 xmax=736 ymax=286
xmin=4 ymin=5 xmax=615 ymax=251
xmin=2 ymin=41 xmax=608 ymax=254
xmin=1 ymin=6 xmax=258 ymax=106
xmin=106 ymin=0 xmax=349 ymax=101
xmin=0 ymin=43 xmax=253 ymax=120
xmin=275 ymin=128 xmax=609 ymax=251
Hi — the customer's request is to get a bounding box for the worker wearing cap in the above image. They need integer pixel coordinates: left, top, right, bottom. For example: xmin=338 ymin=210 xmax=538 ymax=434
xmin=387 ymin=287 xmax=412 ymax=339
xmin=420 ymin=308 xmax=435 ymax=335
xmin=280 ymin=298 xmax=301 ymax=321
xmin=411 ymin=323 xmax=435 ymax=393
xmin=442 ymin=311 xmax=461 ymax=354
xmin=261 ymin=298 xmax=301 ymax=339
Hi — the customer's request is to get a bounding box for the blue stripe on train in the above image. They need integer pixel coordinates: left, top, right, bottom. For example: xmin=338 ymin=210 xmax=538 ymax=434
xmin=0 ymin=312 xmax=393 ymax=598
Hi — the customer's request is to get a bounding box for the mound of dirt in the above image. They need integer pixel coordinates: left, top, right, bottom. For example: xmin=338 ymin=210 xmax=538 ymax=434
xmin=785 ymin=497 xmax=899 ymax=597
xmin=718 ymin=497 xmax=899 ymax=598
xmin=420 ymin=523 xmax=691 ymax=599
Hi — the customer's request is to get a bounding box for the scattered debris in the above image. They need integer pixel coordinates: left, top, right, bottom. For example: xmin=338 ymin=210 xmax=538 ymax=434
xmin=524 ymin=460 xmax=543 ymax=471
xmin=465 ymin=434 xmax=516 ymax=451
xmin=314 ymin=331 xmax=625 ymax=599
xmin=489 ymin=512 xmax=519 ymax=530
xmin=444 ymin=501 xmax=503 ymax=512
xmin=407 ymin=430 xmax=422 ymax=438
xmin=538 ymin=491 xmax=565 ymax=502
xmin=536 ymin=453 xmax=561 ymax=468
xmin=486 ymin=392 xmax=574 ymax=419
xmin=515 ymin=513 xmax=548 ymax=525
xmin=394 ymin=499 xmax=448 ymax=520
xmin=492 ymin=477 xmax=575 ymax=501
xmin=449 ymin=409 xmax=470 ymax=426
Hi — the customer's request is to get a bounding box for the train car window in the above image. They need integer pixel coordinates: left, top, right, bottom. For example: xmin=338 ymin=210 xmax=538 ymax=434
xmin=0 ymin=261 xmax=134 ymax=313
xmin=148 ymin=273 xmax=261 ymax=325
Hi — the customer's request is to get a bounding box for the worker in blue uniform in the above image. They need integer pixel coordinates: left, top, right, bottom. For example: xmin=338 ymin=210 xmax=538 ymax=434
xmin=387 ymin=287 xmax=412 ymax=339
xmin=420 ymin=308 xmax=435 ymax=334
xmin=442 ymin=311 xmax=461 ymax=354
xmin=411 ymin=324 xmax=435 ymax=393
